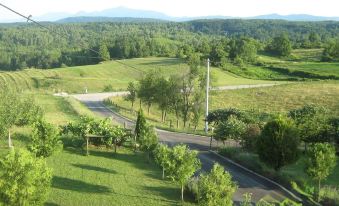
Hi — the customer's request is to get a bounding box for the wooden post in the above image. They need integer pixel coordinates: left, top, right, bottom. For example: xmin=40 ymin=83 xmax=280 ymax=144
xmin=86 ymin=137 xmax=89 ymax=156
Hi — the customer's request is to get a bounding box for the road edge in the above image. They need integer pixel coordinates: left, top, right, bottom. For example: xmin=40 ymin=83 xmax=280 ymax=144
xmin=209 ymin=150 xmax=304 ymax=203
xmin=84 ymin=100 xmax=308 ymax=205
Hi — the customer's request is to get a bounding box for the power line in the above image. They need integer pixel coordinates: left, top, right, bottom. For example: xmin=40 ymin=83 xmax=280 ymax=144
xmin=0 ymin=2 xmax=144 ymax=74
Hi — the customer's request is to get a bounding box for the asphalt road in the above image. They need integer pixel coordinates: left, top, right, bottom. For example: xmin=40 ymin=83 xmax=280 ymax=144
xmin=73 ymin=93 xmax=303 ymax=204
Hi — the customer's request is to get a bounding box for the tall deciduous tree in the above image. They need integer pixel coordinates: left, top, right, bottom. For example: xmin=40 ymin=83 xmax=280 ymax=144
xmin=181 ymin=53 xmax=203 ymax=128
xmin=99 ymin=43 xmax=110 ymax=61
xmin=305 ymin=143 xmax=337 ymax=201
xmin=138 ymin=71 xmax=158 ymax=114
xmin=155 ymin=76 xmax=171 ymax=122
xmin=0 ymin=149 xmax=52 ymax=206
xmin=198 ymin=163 xmax=237 ymax=206
xmin=125 ymin=82 xmax=137 ymax=109
xmin=168 ymin=144 xmax=201 ymax=201
xmin=168 ymin=75 xmax=183 ymax=128
xmin=257 ymin=116 xmax=300 ymax=171
xmin=268 ymin=34 xmax=292 ymax=56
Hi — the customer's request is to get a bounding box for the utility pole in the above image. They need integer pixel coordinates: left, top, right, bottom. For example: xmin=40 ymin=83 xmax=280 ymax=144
xmin=205 ymin=59 xmax=210 ymax=134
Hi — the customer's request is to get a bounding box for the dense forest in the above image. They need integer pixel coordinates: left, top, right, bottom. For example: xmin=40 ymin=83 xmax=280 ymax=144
xmin=0 ymin=19 xmax=339 ymax=70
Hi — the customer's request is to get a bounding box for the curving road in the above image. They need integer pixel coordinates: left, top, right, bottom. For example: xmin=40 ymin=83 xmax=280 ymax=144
xmin=72 ymin=91 xmax=304 ymax=205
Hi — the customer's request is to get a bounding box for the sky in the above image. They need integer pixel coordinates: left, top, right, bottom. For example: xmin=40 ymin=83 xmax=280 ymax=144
xmin=1 ymin=0 xmax=339 ymax=22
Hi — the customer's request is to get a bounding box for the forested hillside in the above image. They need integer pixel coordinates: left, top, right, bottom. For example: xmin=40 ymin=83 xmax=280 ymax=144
xmin=1 ymin=19 xmax=339 ymax=71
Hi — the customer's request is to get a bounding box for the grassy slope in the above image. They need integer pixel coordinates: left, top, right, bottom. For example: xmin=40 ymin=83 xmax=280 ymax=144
xmin=0 ymin=57 xmax=277 ymax=93
xmin=228 ymin=49 xmax=339 ymax=80
xmin=0 ymin=93 xmax=193 ymax=206
xmin=47 ymin=147 xmax=192 ymax=206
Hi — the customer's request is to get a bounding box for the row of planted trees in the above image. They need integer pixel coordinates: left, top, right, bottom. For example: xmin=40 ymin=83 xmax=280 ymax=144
xmin=134 ymin=109 xmax=238 ymax=205
xmin=123 ymin=53 xmax=207 ymax=130
xmin=0 ymin=89 xmax=64 ymax=206
xmin=208 ymin=105 xmax=338 ymax=202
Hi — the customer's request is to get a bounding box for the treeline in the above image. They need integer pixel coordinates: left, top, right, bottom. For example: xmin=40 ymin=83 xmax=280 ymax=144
xmin=1 ymin=20 xmax=339 ymax=70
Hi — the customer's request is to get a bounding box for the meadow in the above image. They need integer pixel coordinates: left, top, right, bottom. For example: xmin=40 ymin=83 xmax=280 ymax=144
xmin=227 ymin=49 xmax=339 ymax=80
xmin=0 ymin=57 xmax=277 ymax=94
xmin=210 ymin=81 xmax=339 ymax=115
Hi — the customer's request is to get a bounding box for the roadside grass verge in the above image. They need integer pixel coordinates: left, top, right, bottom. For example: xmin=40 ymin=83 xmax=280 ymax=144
xmin=218 ymin=147 xmax=339 ymax=205
xmin=104 ymin=97 xmax=207 ymax=135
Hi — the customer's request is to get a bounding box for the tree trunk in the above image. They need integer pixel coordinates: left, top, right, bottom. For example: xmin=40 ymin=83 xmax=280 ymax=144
xmin=162 ymin=167 xmax=165 ymax=179
xmin=8 ymin=129 xmax=13 ymax=149
xmin=86 ymin=137 xmax=89 ymax=156
xmin=114 ymin=139 xmax=117 ymax=154
xmin=176 ymin=119 xmax=179 ymax=128
xmin=131 ymin=101 xmax=134 ymax=109
xmin=134 ymin=135 xmax=137 ymax=152
xmin=147 ymin=151 xmax=151 ymax=163
xmin=317 ymin=179 xmax=321 ymax=202
xmin=181 ymin=184 xmax=184 ymax=201
xmin=161 ymin=110 xmax=164 ymax=122
xmin=164 ymin=111 xmax=167 ymax=122
xmin=148 ymin=104 xmax=151 ymax=115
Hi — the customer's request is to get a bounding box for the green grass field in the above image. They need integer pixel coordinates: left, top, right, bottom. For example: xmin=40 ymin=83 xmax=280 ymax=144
xmin=228 ymin=49 xmax=339 ymax=80
xmin=0 ymin=92 xmax=194 ymax=205
xmin=210 ymin=81 xmax=339 ymax=115
xmin=0 ymin=57 xmax=278 ymax=93
xmin=106 ymin=81 xmax=339 ymax=134
xmin=46 ymin=146 xmax=193 ymax=206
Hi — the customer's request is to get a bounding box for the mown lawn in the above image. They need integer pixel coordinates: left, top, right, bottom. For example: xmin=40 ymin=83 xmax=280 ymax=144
xmin=46 ymin=147 xmax=193 ymax=206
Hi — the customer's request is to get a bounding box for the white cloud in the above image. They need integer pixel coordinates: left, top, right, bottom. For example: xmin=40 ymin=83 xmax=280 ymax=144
xmin=1 ymin=0 xmax=339 ymax=21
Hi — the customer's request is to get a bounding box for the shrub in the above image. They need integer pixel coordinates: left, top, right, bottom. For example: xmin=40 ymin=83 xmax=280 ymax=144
xmin=0 ymin=150 xmax=52 ymax=206
xmin=257 ymin=115 xmax=300 ymax=171
xmin=197 ymin=163 xmax=237 ymax=206
xmin=29 ymin=120 xmax=63 ymax=158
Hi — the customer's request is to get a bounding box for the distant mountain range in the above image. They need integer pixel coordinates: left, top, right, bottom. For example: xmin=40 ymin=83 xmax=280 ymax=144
xmin=10 ymin=7 xmax=339 ymax=23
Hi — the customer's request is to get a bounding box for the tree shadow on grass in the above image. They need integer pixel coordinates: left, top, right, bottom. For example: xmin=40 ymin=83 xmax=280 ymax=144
xmin=112 ymin=190 xmax=179 ymax=205
xmin=72 ymin=163 xmax=117 ymax=174
xmin=44 ymin=202 xmax=59 ymax=206
xmin=142 ymin=185 xmax=196 ymax=204
xmin=139 ymin=58 xmax=184 ymax=67
xmin=52 ymin=176 xmax=111 ymax=194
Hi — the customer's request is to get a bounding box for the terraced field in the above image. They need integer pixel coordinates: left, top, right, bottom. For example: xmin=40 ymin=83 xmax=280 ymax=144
xmin=0 ymin=57 xmax=278 ymax=93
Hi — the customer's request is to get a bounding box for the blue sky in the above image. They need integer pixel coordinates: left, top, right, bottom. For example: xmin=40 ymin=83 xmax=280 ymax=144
xmin=1 ymin=0 xmax=339 ymax=21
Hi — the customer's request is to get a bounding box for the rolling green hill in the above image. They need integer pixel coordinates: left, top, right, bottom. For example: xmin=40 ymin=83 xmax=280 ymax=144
xmin=226 ymin=49 xmax=339 ymax=80
xmin=0 ymin=57 xmax=277 ymax=93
